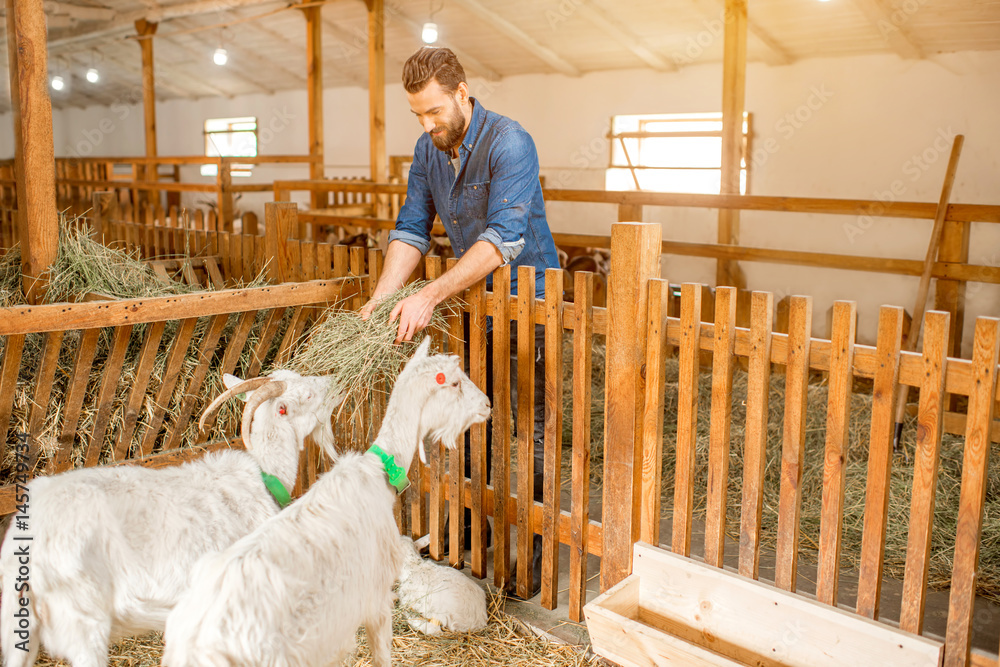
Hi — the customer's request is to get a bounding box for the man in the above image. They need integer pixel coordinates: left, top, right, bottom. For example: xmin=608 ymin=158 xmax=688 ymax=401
xmin=360 ymin=47 xmax=559 ymax=597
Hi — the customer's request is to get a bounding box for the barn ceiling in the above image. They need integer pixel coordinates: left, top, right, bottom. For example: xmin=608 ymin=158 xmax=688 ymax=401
xmin=1 ymin=0 xmax=998 ymax=113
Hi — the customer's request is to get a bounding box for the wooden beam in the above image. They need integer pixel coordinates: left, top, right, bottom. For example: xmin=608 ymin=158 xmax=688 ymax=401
xmin=302 ymin=5 xmax=325 ymax=209
xmin=86 ymin=44 xmax=197 ymax=99
xmin=717 ymin=0 xmax=747 ymax=289
xmin=744 ymin=18 xmax=794 ymax=66
xmin=575 ymin=0 xmax=676 ymax=72
xmin=366 ymin=0 xmax=387 ymax=185
xmin=318 ymin=16 xmax=375 ymax=86
xmin=135 ymin=19 xmax=158 ymax=164
xmin=449 ymin=0 xmax=580 ymax=76
xmin=44 ymin=1 xmax=116 ymax=22
xmin=851 ymin=0 xmax=923 ymax=59
xmin=7 ymin=0 xmax=58 ymax=304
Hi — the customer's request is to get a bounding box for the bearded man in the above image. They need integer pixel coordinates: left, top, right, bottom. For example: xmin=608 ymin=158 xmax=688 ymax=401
xmin=361 ymin=46 xmax=559 ymax=598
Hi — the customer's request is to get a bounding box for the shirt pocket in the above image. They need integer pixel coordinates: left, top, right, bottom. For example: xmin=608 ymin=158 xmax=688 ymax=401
xmin=462 ymin=182 xmax=490 ymax=229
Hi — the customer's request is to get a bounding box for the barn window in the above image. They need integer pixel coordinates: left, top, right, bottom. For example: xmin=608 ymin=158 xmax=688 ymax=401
xmin=200 ymin=116 xmax=257 ymax=177
xmin=606 ymin=112 xmax=750 ymax=194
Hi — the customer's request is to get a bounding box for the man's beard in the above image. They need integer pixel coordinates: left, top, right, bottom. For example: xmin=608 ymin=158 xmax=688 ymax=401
xmin=430 ymin=101 xmax=466 ymax=152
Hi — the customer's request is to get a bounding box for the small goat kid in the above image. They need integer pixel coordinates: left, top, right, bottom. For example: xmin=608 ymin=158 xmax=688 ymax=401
xmin=0 ymin=369 xmax=341 ymax=667
xmin=162 ymin=337 xmax=491 ymax=667
xmin=397 ymin=535 xmax=489 ymax=636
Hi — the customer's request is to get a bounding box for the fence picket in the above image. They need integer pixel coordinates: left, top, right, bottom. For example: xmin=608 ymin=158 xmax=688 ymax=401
xmin=705 ymin=286 xmax=737 ymax=568
xmin=0 ymin=334 xmax=26 ymax=454
xmin=469 ymin=275 xmax=488 ymax=578
xmin=672 ymin=283 xmax=702 ymax=557
xmin=568 ymin=271 xmax=594 ymax=623
xmin=114 ymin=321 xmax=166 ymax=460
xmin=163 ymin=314 xmax=230 ymax=451
xmin=738 ymin=291 xmax=774 ymax=580
xmin=640 ymin=279 xmax=669 ymax=547
xmin=900 ymin=310 xmax=950 ymax=633
xmin=426 ymin=256 xmax=448 ymax=561
xmin=541 ymin=268 xmax=565 ymax=609
xmin=775 ymin=295 xmax=813 ymax=592
xmin=446 ymin=258 xmax=466 ymax=568
xmin=816 ymin=300 xmax=857 ymax=605
xmin=516 ymin=265 xmax=537 ymax=600
xmin=139 ymin=318 xmax=199 ymax=456
xmin=856 ymin=306 xmax=904 ymax=619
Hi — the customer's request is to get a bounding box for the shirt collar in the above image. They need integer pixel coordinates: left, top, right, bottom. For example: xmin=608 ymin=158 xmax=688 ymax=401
xmin=457 ymin=96 xmax=486 ymax=155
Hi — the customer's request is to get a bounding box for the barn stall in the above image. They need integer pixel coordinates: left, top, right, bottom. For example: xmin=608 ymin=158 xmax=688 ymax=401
xmin=3 ymin=0 xmax=1000 ymax=665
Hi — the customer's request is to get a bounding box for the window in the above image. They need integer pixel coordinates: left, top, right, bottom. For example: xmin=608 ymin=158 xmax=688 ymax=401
xmin=606 ymin=112 xmax=750 ymax=194
xmin=201 ymin=116 xmax=257 ymax=177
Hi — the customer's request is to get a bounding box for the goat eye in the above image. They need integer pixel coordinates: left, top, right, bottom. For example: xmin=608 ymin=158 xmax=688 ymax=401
xmin=278 ymin=405 xmax=287 ymax=416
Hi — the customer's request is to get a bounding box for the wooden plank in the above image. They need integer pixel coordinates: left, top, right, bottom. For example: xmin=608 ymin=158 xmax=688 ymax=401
xmin=25 ymin=331 xmax=65 ymax=471
xmin=516 ymin=265 xmax=537 ymax=599
xmin=936 ymin=217 xmax=972 ymax=360
xmin=275 ymin=306 xmax=308 ymax=367
xmin=639 ymin=279 xmax=669 ymax=546
xmin=300 ymin=242 xmax=316 ymax=282
xmin=815 ymin=301 xmax=858 ymax=606
xmin=774 ymin=295 xmax=812 ymax=592
xmin=540 ymin=268 xmax=565 ymax=609
xmin=716 ymin=0 xmax=747 ymax=289
xmin=0 ymin=279 xmax=356 ymax=335
xmin=737 ymin=291 xmax=773 ymax=580
xmin=899 ymin=310 xmax=950 ymax=634
xmin=49 ymin=327 xmax=101 ymax=473
xmin=114 ymin=321 xmax=166 ymax=460
xmin=618 ymin=542 xmax=944 ymax=667
xmin=705 ymin=286 xmax=737 ymax=568
xmin=265 ymin=202 xmax=298 ymax=283
xmin=944 ymin=317 xmax=1000 ymax=667
xmin=196 ymin=311 xmax=257 ymax=443
xmin=243 ymin=233 xmax=255 ymax=281
xmin=569 ymin=271 xmax=594 ymax=623
xmin=138 ymin=317 xmax=198 ymax=456
xmin=163 ymin=314 xmax=230 ymax=451
xmin=856 ymin=306 xmax=905 ymax=619
xmin=246 ymin=308 xmax=285 ymax=378
xmin=86 ymin=325 xmax=133 ymax=466
xmin=366 ymin=0 xmax=387 ymax=186
xmin=602 ymin=222 xmax=662 ymax=590
xmin=316 ymin=243 xmax=332 ymax=280
xmin=425 ymin=256 xmax=447 ymax=561
xmin=204 ymin=257 xmax=225 ymax=290
xmin=469 ymin=274 xmax=488 ymax=578
xmin=0 ymin=334 xmax=26 ymax=454
xmin=672 ymin=283 xmax=702 ymax=557
xmin=230 ymin=233 xmax=243 ymax=283
xmin=447 ymin=257 xmax=465 ymax=568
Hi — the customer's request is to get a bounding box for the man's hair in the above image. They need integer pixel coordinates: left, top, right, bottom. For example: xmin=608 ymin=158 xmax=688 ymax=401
xmin=402 ymin=47 xmax=466 ymax=94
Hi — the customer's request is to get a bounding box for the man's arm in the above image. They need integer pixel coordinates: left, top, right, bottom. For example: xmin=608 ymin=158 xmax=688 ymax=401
xmin=359 ymin=240 xmax=425 ymax=320
xmin=389 ymin=240 xmax=502 ymax=343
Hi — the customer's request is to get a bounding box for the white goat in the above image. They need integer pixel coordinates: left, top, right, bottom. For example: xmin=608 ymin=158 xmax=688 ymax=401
xmin=396 ymin=535 xmax=489 ymax=636
xmin=161 ymin=337 xmax=491 ymax=667
xmin=0 ymin=369 xmax=342 ymax=667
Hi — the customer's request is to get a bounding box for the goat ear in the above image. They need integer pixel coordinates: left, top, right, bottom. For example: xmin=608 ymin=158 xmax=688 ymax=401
xmin=413 ymin=336 xmax=432 ymax=359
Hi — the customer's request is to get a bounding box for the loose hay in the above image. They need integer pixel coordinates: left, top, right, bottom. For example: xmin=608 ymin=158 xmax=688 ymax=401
xmin=31 ymin=591 xmax=601 ymax=667
xmin=284 ymin=281 xmax=458 ymax=409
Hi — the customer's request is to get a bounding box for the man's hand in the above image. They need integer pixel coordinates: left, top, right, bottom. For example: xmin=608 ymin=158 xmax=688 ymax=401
xmin=389 ymin=286 xmax=440 ymax=343
xmin=359 ymin=295 xmax=384 ymax=321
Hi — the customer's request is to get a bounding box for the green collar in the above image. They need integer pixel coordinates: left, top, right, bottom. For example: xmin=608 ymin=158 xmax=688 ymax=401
xmin=367 ymin=444 xmax=410 ymax=495
xmin=261 ymin=471 xmax=292 ymax=509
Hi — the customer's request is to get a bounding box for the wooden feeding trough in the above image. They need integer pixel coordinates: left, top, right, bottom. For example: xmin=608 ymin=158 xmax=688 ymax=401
xmin=585 ymin=542 xmax=944 ymax=667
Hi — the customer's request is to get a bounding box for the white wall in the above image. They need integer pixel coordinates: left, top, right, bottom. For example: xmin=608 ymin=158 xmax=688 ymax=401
xmin=2 ymin=50 xmax=998 ymax=349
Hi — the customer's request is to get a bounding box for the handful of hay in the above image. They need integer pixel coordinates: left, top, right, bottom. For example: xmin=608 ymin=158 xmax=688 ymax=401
xmin=283 ymin=281 xmax=459 ymax=406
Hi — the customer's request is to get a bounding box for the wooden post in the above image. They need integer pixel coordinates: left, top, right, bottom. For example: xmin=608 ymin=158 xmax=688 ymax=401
xmin=135 ymin=19 xmax=158 ymax=208
xmin=301 ymin=5 xmax=326 ymax=210
xmin=717 ymin=0 xmax=747 ymax=290
xmin=366 ymin=0 xmax=388 ymax=217
xmin=218 ymin=158 xmax=234 ymax=232
xmin=7 ymin=0 xmax=58 ymax=304
xmin=601 ymin=222 xmax=661 ymax=591
xmin=264 ymin=202 xmax=297 ymax=283
xmin=936 ymin=219 xmax=971 ymax=361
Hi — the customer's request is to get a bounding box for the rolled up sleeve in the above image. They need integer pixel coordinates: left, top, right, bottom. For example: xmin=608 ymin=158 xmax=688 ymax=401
xmin=477 ymin=128 xmax=538 ymax=265
xmin=389 ymin=143 xmax=436 ymax=255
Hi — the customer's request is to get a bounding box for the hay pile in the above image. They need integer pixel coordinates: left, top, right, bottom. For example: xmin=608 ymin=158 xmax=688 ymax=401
xmin=0 ymin=215 xmax=201 ymax=306
xmin=31 ymin=591 xmax=601 ymax=667
xmin=560 ymin=339 xmax=1000 ymax=602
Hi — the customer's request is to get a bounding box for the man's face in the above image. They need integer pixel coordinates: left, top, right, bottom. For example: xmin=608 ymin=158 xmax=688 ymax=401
xmin=407 ymin=79 xmax=469 ymax=153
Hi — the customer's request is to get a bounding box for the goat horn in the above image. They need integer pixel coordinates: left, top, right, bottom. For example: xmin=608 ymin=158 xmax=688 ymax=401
xmin=198 ymin=377 xmax=273 ymax=433
xmin=240 ymin=380 xmax=287 ymax=452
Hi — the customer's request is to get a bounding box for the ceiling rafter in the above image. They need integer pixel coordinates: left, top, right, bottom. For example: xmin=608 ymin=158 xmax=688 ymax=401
xmin=574 ymin=0 xmax=677 ymax=72
xmin=166 ymin=17 xmax=278 ymax=96
xmin=448 ymin=0 xmax=580 ymax=76
xmin=43 ymin=1 xmax=116 ymax=22
xmin=319 ymin=15 xmax=385 ymax=86
xmin=850 ymin=0 xmax=924 ymax=59
xmin=687 ymin=0 xmax=794 ymax=67
xmin=87 ymin=44 xmax=201 ymax=99
xmin=239 ymin=22 xmax=308 ymax=85
xmin=387 ymin=8 xmax=502 ymax=81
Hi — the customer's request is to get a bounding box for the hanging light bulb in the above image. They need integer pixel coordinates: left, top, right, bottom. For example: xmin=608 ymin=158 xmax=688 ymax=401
xmin=213 ymin=47 xmax=228 ymax=66
xmin=51 ymin=75 xmax=65 ymax=91
xmin=421 ymin=21 xmax=438 ymax=44
xmin=86 ymin=67 xmax=99 ymax=83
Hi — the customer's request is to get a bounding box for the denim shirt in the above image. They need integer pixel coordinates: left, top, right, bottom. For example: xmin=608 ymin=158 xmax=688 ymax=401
xmin=388 ymin=98 xmax=559 ymax=298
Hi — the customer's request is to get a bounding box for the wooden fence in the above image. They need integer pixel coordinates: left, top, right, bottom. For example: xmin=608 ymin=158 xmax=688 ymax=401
xmin=2 ymin=200 xmax=1000 ymax=665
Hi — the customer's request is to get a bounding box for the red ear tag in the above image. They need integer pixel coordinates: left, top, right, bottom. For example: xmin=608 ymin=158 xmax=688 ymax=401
xmin=435 ymin=373 xmax=446 ymax=385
